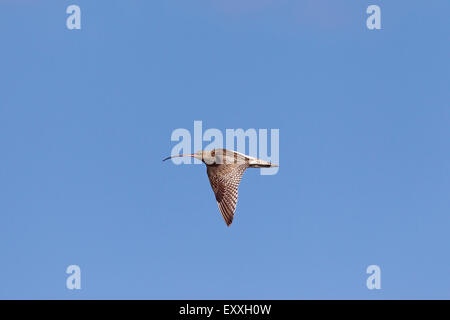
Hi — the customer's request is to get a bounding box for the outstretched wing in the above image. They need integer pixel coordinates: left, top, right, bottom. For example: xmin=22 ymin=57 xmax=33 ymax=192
xmin=207 ymin=164 xmax=248 ymax=226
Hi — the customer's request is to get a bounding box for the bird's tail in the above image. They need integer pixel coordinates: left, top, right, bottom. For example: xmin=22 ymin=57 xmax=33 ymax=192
xmin=248 ymin=159 xmax=279 ymax=168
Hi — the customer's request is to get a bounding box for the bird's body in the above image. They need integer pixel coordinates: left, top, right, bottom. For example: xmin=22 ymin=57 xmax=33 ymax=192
xmin=163 ymin=149 xmax=278 ymax=226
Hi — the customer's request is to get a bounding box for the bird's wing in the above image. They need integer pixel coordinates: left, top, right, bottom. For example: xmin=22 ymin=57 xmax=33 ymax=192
xmin=207 ymin=164 xmax=248 ymax=226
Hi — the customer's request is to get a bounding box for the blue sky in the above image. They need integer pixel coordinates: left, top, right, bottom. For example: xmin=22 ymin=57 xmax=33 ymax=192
xmin=0 ymin=1 xmax=449 ymax=299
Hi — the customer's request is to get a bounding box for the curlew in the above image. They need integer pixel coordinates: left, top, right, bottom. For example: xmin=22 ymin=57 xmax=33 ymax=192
xmin=163 ymin=149 xmax=278 ymax=226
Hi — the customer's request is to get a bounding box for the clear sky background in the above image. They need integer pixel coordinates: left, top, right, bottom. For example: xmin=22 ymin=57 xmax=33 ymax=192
xmin=0 ymin=1 xmax=449 ymax=299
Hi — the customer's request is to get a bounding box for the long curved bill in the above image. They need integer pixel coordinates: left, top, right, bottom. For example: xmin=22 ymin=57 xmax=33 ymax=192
xmin=162 ymin=154 xmax=194 ymax=162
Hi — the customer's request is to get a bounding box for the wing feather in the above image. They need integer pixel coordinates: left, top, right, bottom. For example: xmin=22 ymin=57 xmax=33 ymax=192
xmin=207 ymin=164 xmax=247 ymax=226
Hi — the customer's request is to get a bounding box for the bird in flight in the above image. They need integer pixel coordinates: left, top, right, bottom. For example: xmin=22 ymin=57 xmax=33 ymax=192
xmin=163 ymin=149 xmax=278 ymax=226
